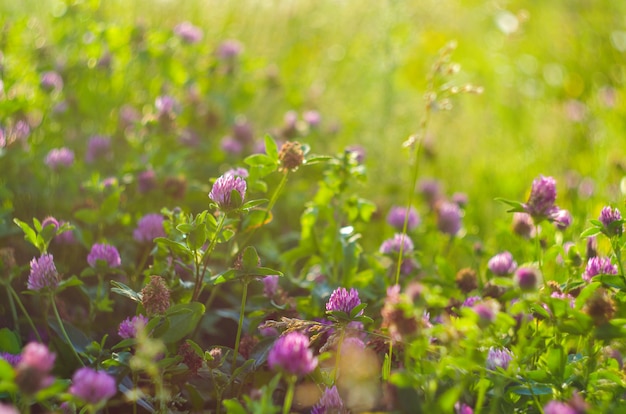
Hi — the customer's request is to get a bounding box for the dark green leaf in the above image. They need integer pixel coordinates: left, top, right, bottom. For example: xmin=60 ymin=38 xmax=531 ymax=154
xmin=110 ymin=280 xmax=142 ymax=302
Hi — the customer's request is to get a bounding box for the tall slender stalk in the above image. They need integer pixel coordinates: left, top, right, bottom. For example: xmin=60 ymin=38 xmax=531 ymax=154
xmin=50 ymin=293 xmax=85 ymax=366
xmin=282 ymin=374 xmax=296 ymax=414
xmin=9 ymin=287 xmax=42 ymax=343
xmin=192 ymin=213 xmax=227 ymax=302
xmin=231 ymin=278 xmax=250 ymax=372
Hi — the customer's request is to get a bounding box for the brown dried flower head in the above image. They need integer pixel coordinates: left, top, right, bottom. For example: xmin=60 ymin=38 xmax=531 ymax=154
xmin=141 ymin=275 xmax=171 ymax=316
xmin=278 ymin=141 xmax=305 ymax=172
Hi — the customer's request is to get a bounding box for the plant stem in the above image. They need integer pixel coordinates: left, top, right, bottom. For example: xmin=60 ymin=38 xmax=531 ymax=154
xmin=6 ymin=286 xmax=20 ymax=338
xmin=282 ymin=374 xmax=296 ymax=414
xmin=612 ymin=239 xmax=625 ymax=281
xmin=332 ymin=326 xmax=346 ymax=383
xmin=231 ymin=278 xmax=250 ymax=372
xmin=50 ymin=293 xmax=85 ymax=366
xmin=9 ymin=287 xmax=42 ymax=343
xmin=193 ymin=213 xmax=227 ymax=302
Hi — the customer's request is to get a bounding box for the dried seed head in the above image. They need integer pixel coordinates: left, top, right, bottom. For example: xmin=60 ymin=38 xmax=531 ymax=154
xmin=455 ymin=268 xmax=478 ymax=294
xmin=278 ymin=141 xmax=305 ymax=172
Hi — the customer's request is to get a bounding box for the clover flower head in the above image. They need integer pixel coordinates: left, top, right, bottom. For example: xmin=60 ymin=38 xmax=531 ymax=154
xmin=379 ymin=233 xmax=414 ymax=255
xmin=326 ymin=287 xmax=361 ymax=314
xmin=85 ymin=135 xmax=111 ymax=163
xmin=267 ymin=332 xmax=317 ymax=376
xmin=386 ymin=206 xmax=420 ymax=230
xmin=19 ymin=343 xmax=55 ymax=373
xmin=262 ymin=275 xmax=279 ymax=298
xmin=173 ymin=21 xmax=203 ymax=44
xmin=141 ymin=276 xmax=170 ymax=316
xmin=437 ymin=201 xmax=462 ymax=236
xmin=133 ymin=213 xmax=165 ymax=243
xmin=209 ymin=174 xmax=247 ymax=210
xmin=552 ymin=209 xmax=572 ymax=231
xmin=488 ymin=251 xmax=517 ymax=276
xmin=599 ymin=206 xmax=623 ymax=236
xmin=543 ymin=401 xmax=577 ymax=414
xmin=45 ymin=147 xmax=75 ymax=170
xmin=525 ymin=175 xmax=558 ymax=219
xmin=40 ymin=71 xmax=63 ymax=91
xmin=486 ymin=347 xmax=513 ymax=370
xmin=514 ymin=266 xmax=542 ymax=291
xmin=87 ymin=243 xmax=121 ymax=268
xmin=0 ymin=352 xmax=21 ymax=367
xmin=583 ymin=256 xmax=617 ymax=282
xmin=117 ymin=315 xmax=148 ymax=339
xmin=217 ymin=39 xmax=243 ymax=59
xmin=69 ymin=367 xmax=117 ymax=405
xmin=311 ymin=386 xmax=347 ymax=414
xmin=28 ymin=254 xmax=59 ymax=291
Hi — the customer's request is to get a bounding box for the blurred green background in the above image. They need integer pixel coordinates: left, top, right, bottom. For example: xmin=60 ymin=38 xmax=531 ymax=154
xmin=2 ymin=0 xmax=626 ymax=246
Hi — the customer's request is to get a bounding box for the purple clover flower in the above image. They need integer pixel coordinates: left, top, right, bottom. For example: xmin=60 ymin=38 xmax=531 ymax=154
xmin=0 ymin=403 xmax=19 ymax=414
xmin=220 ymin=136 xmax=243 ymax=154
xmin=524 ymin=175 xmax=558 ymax=219
xmin=209 ymin=173 xmax=247 ymax=210
xmin=455 ymin=402 xmax=474 ymax=414
xmin=0 ymin=352 xmax=21 ymax=367
xmin=543 ymin=401 xmax=577 ymax=414
xmin=133 ymin=213 xmax=165 ymax=243
xmin=87 ymin=243 xmax=121 ymax=268
xmin=486 ymin=347 xmax=513 ymax=370
xmin=19 ymin=343 xmax=56 ymax=373
xmin=487 ymin=251 xmax=517 ymax=276
xmin=582 ymin=256 xmax=617 ymax=282
xmin=267 ymin=332 xmax=317 ymax=376
xmin=69 ymin=367 xmax=117 ymax=405
xmin=386 ymin=206 xmax=420 ymax=231
xmin=85 ymin=135 xmax=111 ymax=163
xmin=173 ymin=21 xmax=203 ymax=44
xmin=437 ymin=201 xmax=462 ymax=236
xmin=41 ymin=216 xmax=59 ymax=231
xmin=27 ymin=254 xmax=59 ymax=291
xmin=514 ymin=266 xmax=542 ymax=291
xmin=326 ymin=287 xmax=361 ymax=314
xmin=137 ymin=170 xmax=157 ymax=193
xmin=155 ymin=95 xmax=178 ymax=118
xmin=224 ymin=167 xmax=249 ymax=178
xmin=379 ymin=233 xmax=414 ymax=255
xmin=311 ymin=386 xmax=346 ymax=414
xmin=55 ymin=220 xmax=76 ymax=244
xmin=117 ymin=315 xmax=148 ymax=339
xmin=262 ymin=275 xmax=279 ymax=298
xmin=217 ymin=39 xmax=243 ymax=60
xmin=463 ymin=296 xmax=482 ymax=307
xmin=599 ymin=206 xmax=623 ymax=236
xmin=40 ymin=71 xmax=63 ymax=92
xmin=552 ymin=209 xmax=572 ymax=231
xmin=45 ymin=148 xmax=74 ymax=170
xmin=303 ymin=110 xmax=321 ymax=128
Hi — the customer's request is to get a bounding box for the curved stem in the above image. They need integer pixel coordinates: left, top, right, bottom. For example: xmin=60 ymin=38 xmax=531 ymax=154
xmin=9 ymin=287 xmax=42 ymax=343
xmin=50 ymin=293 xmax=85 ymax=366
xmin=332 ymin=327 xmax=346 ymax=383
xmin=231 ymin=279 xmax=250 ymax=372
xmin=6 ymin=286 xmax=20 ymax=338
xmin=282 ymin=374 xmax=296 ymax=414
xmin=192 ymin=213 xmax=227 ymax=302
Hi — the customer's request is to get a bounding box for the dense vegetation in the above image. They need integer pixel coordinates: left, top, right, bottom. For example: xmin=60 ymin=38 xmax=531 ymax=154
xmin=2 ymin=1 xmax=626 ymax=413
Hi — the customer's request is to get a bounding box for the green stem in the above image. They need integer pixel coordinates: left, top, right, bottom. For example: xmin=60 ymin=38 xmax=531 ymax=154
xmin=282 ymin=375 xmax=296 ymax=414
xmin=9 ymin=287 xmax=42 ymax=343
xmin=534 ymin=226 xmax=543 ymax=270
xmin=6 ymin=286 xmax=20 ymax=338
xmin=231 ymin=279 xmax=250 ymax=372
xmin=612 ymin=239 xmax=625 ymax=280
xmin=192 ymin=213 xmax=227 ymax=302
xmin=332 ymin=327 xmax=346 ymax=383
xmin=50 ymin=293 xmax=85 ymax=366
xmin=132 ymin=245 xmax=151 ymax=286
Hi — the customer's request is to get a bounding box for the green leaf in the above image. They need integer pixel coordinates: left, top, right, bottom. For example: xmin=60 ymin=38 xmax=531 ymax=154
xmin=13 ymin=218 xmax=39 ymax=250
xmin=349 ymin=303 xmax=367 ymax=318
xmin=155 ymin=302 xmax=205 ymax=344
xmin=510 ymin=384 xmax=552 ymax=396
xmin=580 ymin=227 xmax=602 ymax=238
xmin=223 ymin=399 xmax=247 ymax=414
xmin=212 ymin=269 xmax=237 ymax=285
xmin=594 ymin=275 xmax=626 ymax=290
xmin=154 ymin=237 xmax=193 ymax=261
xmin=110 ymin=280 xmax=142 ymax=302
xmin=0 ymin=328 xmax=21 ymax=353
xmin=241 ymin=199 xmax=268 ymax=210
xmin=494 ymin=198 xmax=526 ymax=213
xmin=244 ymin=153 xmax=277 ymax=167
xmin=264 ymin=134 xmax=279 ymax=161
xmin=242 ymin=246 xmax=260 ymax=271
xmin=304 ymin=155 xmax=333 ymax=165
xmin=100 ymin=190 xmax=121 ymax=219
xmin=56 ymin=275 xmax=84 ymax=293
xmin=74 ymin=208 xmax=100 ymax=225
